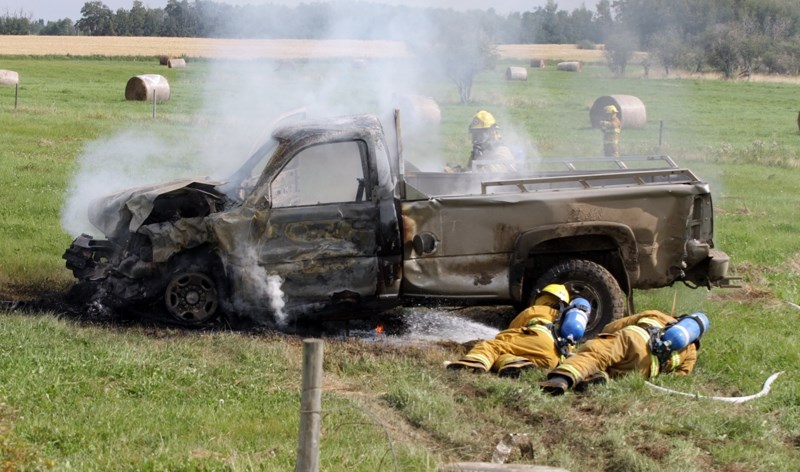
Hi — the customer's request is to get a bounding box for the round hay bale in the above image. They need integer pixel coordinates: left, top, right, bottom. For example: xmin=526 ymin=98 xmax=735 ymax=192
xmin=590 ymin=95 xmax=647 ymax=129
xmin=167 ymin=58 xmax=186 ymax=69
xmin=159 ymin=55 xmax=170 ymax=65
xmin=556 ymin=61 xmax=582 ymax=72
xmin=505 ymin=66 xmax=528 ymax=81
xmin=0 ymin=69 xmax=19 ymax=85
xmin=529 ymin=59 xmax=545 ymax=68
xmin=125 ymin=74 xmax=170 ymax=101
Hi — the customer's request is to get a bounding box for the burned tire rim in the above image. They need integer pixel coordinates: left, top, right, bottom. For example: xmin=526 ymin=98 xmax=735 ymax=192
xmin=533 ymin=259 xmax=625 ymax=337
xmin=165 ymin=272 xmax=219 ymax=325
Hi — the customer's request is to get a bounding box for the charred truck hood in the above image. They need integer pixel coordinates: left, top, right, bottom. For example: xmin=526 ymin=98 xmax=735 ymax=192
xmin=88 ymin=178 xmax=228 ymax=240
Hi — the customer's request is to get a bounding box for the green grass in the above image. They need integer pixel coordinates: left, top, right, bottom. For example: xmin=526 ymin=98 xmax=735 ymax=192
xmin=2 ymin=55 xmax=800 ymax=469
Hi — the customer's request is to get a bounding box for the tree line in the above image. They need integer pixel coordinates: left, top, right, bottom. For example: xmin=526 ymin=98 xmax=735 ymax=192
xmin=3 ymin=0 xmax=800 ymax=78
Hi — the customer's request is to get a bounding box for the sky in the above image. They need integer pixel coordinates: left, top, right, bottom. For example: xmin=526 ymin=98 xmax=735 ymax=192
xmin=2 ymin=0 xmax=590 ymax=23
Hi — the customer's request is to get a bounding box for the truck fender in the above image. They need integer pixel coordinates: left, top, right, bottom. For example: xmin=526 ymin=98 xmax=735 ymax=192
xmin=510 ymin=222 xmax=639 ymax=299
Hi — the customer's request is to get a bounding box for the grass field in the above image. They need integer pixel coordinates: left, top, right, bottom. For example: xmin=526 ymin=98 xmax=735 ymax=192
xmin=2 ymin=37 xmax=800 ymax=470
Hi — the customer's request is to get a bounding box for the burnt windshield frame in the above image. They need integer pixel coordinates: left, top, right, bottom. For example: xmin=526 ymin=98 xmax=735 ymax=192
xmin=218 ymin=137 xmax=279 ymax=200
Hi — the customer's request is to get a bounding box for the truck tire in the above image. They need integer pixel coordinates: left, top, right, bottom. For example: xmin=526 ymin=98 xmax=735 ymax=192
xmin=534 ymin=259 xmax=625 ymax=337
xmin=161 ymin=253 xmax=226 ymax=326
xmin=165 ymin=271 xmax=219 ymax=325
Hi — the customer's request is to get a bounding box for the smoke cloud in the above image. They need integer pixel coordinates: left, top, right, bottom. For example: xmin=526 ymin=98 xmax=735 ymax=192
xmin=60 ymin=6 xmax=468 ymax=326
xmin=61 ymin=130 xmax=201 ymax=236
xmin=228 ymin=247 xmax=289 ymax=327
xmin=61 ymin=9 xmax=449 ymax=237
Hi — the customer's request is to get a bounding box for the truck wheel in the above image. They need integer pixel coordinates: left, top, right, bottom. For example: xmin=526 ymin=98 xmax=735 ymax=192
xmin=534 ymin=259 xmax=625 ymax=337
xmin=164 ymin=271 xmax=220 ymax=325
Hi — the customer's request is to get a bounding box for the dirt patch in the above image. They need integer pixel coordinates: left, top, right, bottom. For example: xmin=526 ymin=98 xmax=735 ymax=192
xmin=708 ymin=260 xmax=793 ymax=307
xmin=709 ymin=285 xmax=778 ymax=305
xmin=785 ymin=252 xmax=800 ymax=275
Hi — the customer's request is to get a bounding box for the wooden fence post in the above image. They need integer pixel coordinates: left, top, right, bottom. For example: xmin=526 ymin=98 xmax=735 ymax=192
xmin=295 ymin=339 xmax=323 ymax=472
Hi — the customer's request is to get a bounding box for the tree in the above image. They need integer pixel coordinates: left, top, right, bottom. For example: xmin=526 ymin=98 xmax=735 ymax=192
xmin=594 ymin=0 xmax=615 ymax=41
xmin=570 ymin=6 xmax=600 ymax=43
xmin=0 ymin=11 xmax=32 ymax=35
xmin=76 ymin=1 xmax=114 ymax=36
xmin=113 ymin=7 xmax=130 ymax=35
xmin=612 ymin=0 xmax=672 ymax=50
xmin=162 ymin=0 xmax=199 ymax=37
xmin=423 ymin=14 xmax=499 ymax=103
xmin=142 ymin=7 xmax=165 ymax=36
xmin=40 ymin=18 xmax=77 ymax=36
xmin=518 ymin=1 xmax=582 ymax=44
xmin=604 ymin=29 xmax=638 ymax=76
xmin=128 ymin=0 xmax=147 ymax=36
xmin=706 ymin=23 xmax=744 ymax=79
xmin=650 ymin=29 xmax=684 ymax=76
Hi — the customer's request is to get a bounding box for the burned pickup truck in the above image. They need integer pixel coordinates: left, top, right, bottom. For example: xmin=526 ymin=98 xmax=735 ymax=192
xmin=64 ymin=113 xmax=734 ymax=334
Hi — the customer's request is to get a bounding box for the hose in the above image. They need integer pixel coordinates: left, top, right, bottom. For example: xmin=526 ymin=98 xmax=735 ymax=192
xmin=645 ymin=371 xmax=784 ymax=404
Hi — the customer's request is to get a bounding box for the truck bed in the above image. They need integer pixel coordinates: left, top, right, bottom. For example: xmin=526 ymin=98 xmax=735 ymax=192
xmin=403 ymin=155 xmax=701 ymax=199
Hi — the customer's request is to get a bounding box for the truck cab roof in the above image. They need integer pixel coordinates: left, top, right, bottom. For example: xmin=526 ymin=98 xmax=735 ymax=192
xmin=271 ymin=113 xmax=384 ymax=143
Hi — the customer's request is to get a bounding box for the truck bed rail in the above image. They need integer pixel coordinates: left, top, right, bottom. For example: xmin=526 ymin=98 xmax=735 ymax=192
xmin=481 ymin=167 xmax=701 ymax=194
xmin=544 ymin=155 xmax=680 ymax=171
xmin=402 ymin=155 xmax=702 ymax=199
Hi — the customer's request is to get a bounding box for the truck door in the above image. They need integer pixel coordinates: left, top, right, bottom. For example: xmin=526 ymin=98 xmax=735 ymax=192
xmin=256 ymin=139 xmax=398 ymax=308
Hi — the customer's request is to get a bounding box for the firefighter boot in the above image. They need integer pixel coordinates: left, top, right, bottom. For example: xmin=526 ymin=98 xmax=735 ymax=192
xmin=497 ymin=359 xmax=536 ymax=379
xmin=573 ymin=371 xmax=609 ymax=393
xmin=539 ymin=374 xmax=572 ymax=396
xmin=446 ymin=358 xmax=488 ymax=374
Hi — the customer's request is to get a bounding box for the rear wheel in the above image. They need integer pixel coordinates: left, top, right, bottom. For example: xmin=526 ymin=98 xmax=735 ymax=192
xmin=534 ymin=259 xmax=625 ymax=337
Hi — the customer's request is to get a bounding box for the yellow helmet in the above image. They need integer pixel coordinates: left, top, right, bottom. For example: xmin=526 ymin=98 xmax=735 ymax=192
xmin=604 ymin=105 xmax=618 ymax=114
xmin=469 ymin=110 xmax=497 ymax=130
xmin=535 ymin=283 xmax=570 ymax=305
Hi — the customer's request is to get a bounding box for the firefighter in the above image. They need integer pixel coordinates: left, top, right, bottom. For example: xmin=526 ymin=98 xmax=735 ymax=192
xmin=599 ymin=104 xmax=621 ymax=157
xmin=467 ymin=110 xmax=516 ymax=172
xmin=540 ymin=310 xmax=709 ymax=395
xmin=446 ymin=284 xmax=589 ymax=378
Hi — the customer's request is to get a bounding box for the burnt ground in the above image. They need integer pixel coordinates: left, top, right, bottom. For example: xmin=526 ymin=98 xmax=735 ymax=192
xmin=0 ymin=284 xmax=515 ymax=342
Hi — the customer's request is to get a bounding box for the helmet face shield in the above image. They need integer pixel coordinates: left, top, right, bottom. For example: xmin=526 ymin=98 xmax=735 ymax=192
xmin=470 ymin=128 xmax=492 ymax=145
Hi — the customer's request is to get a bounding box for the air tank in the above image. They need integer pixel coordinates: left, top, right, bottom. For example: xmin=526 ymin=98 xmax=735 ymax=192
xmin=661 ymin=313 xmax=710 ymax=350
xmin=559 ymin=298 xmax=591 ymax=343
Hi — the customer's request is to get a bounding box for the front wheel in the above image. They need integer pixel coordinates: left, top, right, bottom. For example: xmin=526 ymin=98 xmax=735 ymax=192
xmin=534 ymin=259 xmax=626 ymax=337
xmin=164 ymin=271 xmax=220 ymax=326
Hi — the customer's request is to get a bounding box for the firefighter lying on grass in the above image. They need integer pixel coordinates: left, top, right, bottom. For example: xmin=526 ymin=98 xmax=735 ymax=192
xmin=446 ymin=284 xmax=590 ymax=378
xmin=539 ymin=311 xmax=709 ymax=395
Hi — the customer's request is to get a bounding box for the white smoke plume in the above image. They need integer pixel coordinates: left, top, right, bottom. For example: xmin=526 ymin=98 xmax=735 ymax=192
xmin=229 ymin=248 xmax=289 ymax=327
xmin=60 ymin=130 xmax=202 ymax=236
xmin=266 ymin=274 xmax=288 ymax=326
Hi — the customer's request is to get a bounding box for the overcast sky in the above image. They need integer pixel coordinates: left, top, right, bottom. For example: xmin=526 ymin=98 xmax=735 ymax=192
xmin=2 ymin=0 xmax=590 ymax=23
